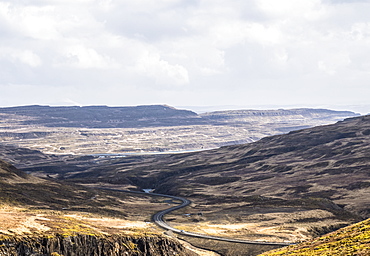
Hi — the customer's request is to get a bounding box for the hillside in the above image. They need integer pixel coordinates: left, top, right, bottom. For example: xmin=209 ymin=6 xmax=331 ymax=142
xmin=34 ymin=115 xmax=370 ymax=218
xmin=2 ymin=113 xmax=370 ymax=255
xmin=260 ymin=217 xmax=370 ymax=255
xmin=0 ymin=159 xmax=202 ymax=255
xmin=0 ymin=105 xmax=358 ymax=155
xmin=0 ymin=159 xmax=122 ymax=215
xmin=10 ymin=114 xmax=369 ymax=255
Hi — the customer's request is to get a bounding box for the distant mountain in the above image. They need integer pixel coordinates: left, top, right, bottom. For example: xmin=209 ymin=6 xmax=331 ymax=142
xmin=202 ymin=108 xmax=357 ymax=120
xmin=0 ymin=105 xmax=359 ymax=155
xmin=201 ymin=108 xmax=358 ymax=133
xmin=0 ymin=105 xmax=204 ymax=128
xmin=0 ymin=105 xmax=358 ymax=129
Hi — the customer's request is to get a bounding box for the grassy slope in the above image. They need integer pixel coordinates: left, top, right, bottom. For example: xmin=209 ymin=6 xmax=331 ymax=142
xmin=0 ymin=159 xmax=104 ymax=213
xmin=260 ymin=217 xmax=370 ymax=255
xmin=0 ymin=159 xmax=171 ymax=234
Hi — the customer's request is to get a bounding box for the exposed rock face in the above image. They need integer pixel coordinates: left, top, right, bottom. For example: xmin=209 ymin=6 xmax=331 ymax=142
xmin=0 ymin=234 xmax=196 ymax=256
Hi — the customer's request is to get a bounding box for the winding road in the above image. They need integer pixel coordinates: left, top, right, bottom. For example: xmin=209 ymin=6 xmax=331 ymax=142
xmin=99 ymin=188 xmax=294 ymax=246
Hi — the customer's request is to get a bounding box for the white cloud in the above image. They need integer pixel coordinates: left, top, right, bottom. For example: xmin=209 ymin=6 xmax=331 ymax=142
xmin=0 ymin=3 xmax=59 ymax=40
xmin=257 ymin=0 xmax=326 ymax=20
xmin=0 ymin=0 xmax=370 ymax=111
xmin=56 ymin=44 xmax=118 ymax=69
xmin=318 ymin=53 xmax=351 ymax=75
xmin=14 ymin=50 xmax=42 ymax=67
xmin=135 ymin=50 xmax=189 ymax=86
xmin=0 ymin=48 xmax=42 ymax=67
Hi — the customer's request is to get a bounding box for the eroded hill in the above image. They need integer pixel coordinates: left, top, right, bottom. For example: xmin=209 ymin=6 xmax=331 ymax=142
xmin=0 ymin=105 xmax=358 ymax=154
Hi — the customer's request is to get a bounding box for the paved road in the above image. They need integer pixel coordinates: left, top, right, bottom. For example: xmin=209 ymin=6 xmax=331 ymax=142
xmin=98 ymin=187 xmax=294 ymax=246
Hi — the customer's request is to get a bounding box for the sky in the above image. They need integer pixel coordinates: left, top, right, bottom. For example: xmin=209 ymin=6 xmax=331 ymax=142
xmin=0 ymin=0 xmax=370 ymax=114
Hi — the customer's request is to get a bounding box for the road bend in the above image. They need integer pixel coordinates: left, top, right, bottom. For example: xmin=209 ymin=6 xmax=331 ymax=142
xmin=98 ymin=187 xmax=294 ymax=246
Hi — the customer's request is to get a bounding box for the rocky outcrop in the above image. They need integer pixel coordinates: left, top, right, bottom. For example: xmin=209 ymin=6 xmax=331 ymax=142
xmin=0 ymin=234 xmax=196 ymax=256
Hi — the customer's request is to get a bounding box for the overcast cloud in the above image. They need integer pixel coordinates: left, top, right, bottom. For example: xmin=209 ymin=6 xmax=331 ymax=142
xmin=0 ymin=0 xmax=370 ymax=113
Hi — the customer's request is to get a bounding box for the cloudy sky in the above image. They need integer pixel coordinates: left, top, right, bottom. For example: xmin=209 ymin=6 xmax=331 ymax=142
xmin=1 ymin=0 xmax=370 ymax=113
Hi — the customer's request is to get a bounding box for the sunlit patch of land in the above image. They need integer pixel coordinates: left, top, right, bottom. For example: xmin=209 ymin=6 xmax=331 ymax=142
xmin=165 ymin=202 xmax=349 ymax=244
xmin=0 ymin=203 xmax=220 ymax=256
xmin=259 ymin=218 xmax=370 ymax=255
xmin=0 ymin=203 xmax=160 ymax=237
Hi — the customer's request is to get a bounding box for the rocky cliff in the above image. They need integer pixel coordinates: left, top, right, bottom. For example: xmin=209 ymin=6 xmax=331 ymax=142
xmin=0 ymin=234 xmax=196 ymax=256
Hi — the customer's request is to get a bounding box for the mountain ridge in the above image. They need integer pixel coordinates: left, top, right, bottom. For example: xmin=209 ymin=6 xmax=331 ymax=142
xmin=0 ymin=104 xmax=359 ymax=155
xmin=0 ymin=104 xmax=359 ymax=128
xmin=0 ymin=104 xmax=203 ymax=128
